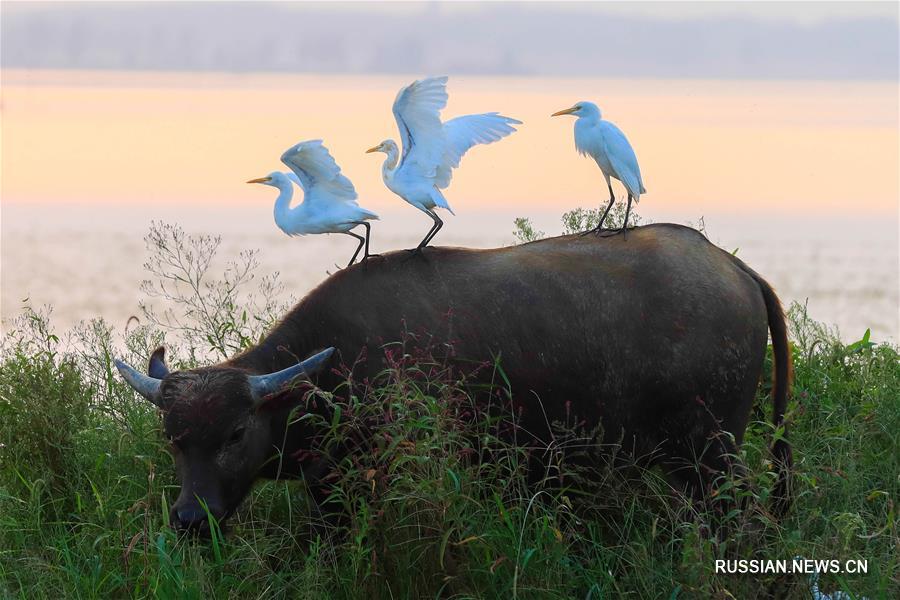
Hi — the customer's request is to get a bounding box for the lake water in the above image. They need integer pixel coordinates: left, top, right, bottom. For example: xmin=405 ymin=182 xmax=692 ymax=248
xmin=2 ymin=204 xmax=897 ymax=344
xmin=1 ymin=71 xmax=898 ymax=342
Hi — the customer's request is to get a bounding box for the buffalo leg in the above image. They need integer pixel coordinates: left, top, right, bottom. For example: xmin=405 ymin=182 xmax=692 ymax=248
xmin=661 ymin=425 xmax=747 ymax=535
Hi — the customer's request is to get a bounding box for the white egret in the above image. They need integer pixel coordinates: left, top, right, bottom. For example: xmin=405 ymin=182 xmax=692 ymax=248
xmin=552 ymin=101 xmax=646 ymax=234
xmin=367 ymin=76 xmax=521 ymax=250
xmin=247 ymin=140 xmax=379 ymax=267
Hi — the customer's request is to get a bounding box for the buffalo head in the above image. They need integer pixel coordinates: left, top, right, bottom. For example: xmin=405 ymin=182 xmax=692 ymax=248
xmin=115 ymin=347 xmax=334 ymax=534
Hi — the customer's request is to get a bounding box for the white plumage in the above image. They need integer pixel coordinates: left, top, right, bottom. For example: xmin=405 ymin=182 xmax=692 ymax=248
xmin=367 ymin=76 xmax=521 ymax=250
xmin=248 ymin=140 xmax=379 ymax=266
xmin=552 ymin=101 xmax=646 ymax=233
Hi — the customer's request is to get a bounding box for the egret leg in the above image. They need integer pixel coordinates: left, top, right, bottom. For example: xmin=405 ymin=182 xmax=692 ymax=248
xmin=421 ymin=212 xmax=444 ymax=247
xmin=409 ymin=211 xmax=441 ymax=252
xmin=586 ymin=196 xmax=616 ymax=233
xmin=619 ymin=194 xmax=633 ymax=240
xmin=359 ymin=222 xmax=380 ymax=262
xmin=345 ymin=231 xmax=366 ymax=267
xmin=582 ymin=180 xmax=616 ymax=236
xmin=599 ymin=180 xmax=616 ymax=228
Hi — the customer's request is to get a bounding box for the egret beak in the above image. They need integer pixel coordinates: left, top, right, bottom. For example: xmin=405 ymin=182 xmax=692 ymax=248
xmin=246 ymin=177 xmax=272 ymax=184
xmin=365 ymin=145 xmax=381 ymax=154
xmin=551 ymin=107 xmax=579 ymax=117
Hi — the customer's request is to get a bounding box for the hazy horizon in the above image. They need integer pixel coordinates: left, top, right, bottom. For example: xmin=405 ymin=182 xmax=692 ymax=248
xmin=2 ymin=2 xmax=898 ymax=80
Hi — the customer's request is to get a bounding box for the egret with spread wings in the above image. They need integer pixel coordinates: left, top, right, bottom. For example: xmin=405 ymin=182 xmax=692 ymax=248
xmin=367 ymin=76 xmax=521 ymax=250
xmin=248 ymin=140 xmax=379 ymax=267
xmin=552 ymin=101 xmax=646 ymax=234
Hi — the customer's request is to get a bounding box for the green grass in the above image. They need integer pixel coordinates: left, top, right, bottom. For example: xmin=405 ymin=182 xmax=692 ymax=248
xmin=1 ymin=219 xmax=897 ymax=599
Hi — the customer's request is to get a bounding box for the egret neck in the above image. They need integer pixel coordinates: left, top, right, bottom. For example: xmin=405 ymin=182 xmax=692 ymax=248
xmin=270 ymin=177 xmax=296 ymax=234
xmin=380 ymin=143 xmax=400 ymax=181
xmin=573 ymin=106 xmax=602 ymax=150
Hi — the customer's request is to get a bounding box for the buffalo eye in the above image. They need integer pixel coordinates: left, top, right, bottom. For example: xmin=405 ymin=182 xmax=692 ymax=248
xmin=227 ymin=426 xmax=246 ymax=446
xmin=166 ymin=435 xmax=182 ymax=453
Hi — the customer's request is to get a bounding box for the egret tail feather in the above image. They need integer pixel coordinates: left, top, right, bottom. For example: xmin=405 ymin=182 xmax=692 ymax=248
xmin=430 ymin=188 xmax=455 ymax=215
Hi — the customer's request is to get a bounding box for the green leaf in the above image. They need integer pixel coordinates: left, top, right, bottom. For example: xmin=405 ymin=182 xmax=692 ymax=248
xmin=446 ymin=468 xmax=461 ymax=493
xmin=521 ymin=547 xmax=537 ymax=571
xmin=331 ymin=404 xmax=342 ymax=429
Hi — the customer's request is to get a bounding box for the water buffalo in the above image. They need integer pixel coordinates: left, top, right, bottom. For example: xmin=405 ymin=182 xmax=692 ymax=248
xmin=116 ymin=224 xmax=792 ymax=533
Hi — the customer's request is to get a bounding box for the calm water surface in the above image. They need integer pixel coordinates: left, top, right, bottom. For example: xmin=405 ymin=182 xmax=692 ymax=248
xmin=2 ymin=204 xmax=896 ymax=343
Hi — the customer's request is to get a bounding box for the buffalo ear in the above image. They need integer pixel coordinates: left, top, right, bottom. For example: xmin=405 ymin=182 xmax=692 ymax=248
xmin=148 ymin=346 xmax=170 ymax=379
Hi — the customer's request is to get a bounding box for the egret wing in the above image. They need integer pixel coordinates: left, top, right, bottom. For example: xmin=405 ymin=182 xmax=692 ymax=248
xmin=601 ymin=122 xmax=646 ymax=198
xmin=285 ymin=171 xmax=302 ymax=187
xmin=392 ymin=76 xmax=448 ymax=175
xmin=280 ymin=140 xmax=358 ymax=204
xmin=436 ymin=112 xmax=521 ymax=188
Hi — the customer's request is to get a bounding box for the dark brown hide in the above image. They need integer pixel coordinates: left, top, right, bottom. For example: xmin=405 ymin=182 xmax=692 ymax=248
xmin=146 ymin=224 xmax=792 ymax=530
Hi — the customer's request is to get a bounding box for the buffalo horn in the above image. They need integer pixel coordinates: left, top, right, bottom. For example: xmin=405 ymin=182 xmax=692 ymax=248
xmin=115 ymin=359 xmax=163 ymax=406
xmin=248 ymin=347 xmax=335 ymax=403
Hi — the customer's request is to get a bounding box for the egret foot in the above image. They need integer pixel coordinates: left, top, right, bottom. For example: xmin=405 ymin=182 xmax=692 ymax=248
xmin=586 ymin=195 xmax=616 ymax=235
xmin=618 ymin=225 xmax=637 ymax=241
xmin=401 ymin=247 xmax=430 ymax=263
xmin=361 ymin=254 xmax=382 ymax=270
xmin=403 ymin=247 xmax=427 ymax=260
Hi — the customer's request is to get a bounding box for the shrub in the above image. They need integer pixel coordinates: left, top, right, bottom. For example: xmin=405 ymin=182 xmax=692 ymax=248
xmin=513 ymin=203 xmax=647 ymax=243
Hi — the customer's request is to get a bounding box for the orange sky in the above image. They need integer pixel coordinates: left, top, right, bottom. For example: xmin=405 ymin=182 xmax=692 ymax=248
xmin=2 ymin=70 xmax=897 ymax=217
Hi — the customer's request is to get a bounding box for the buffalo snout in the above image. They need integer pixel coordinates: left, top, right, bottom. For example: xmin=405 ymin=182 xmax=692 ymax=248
xmin=171 ymin=501 xmax=226 ymax=536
